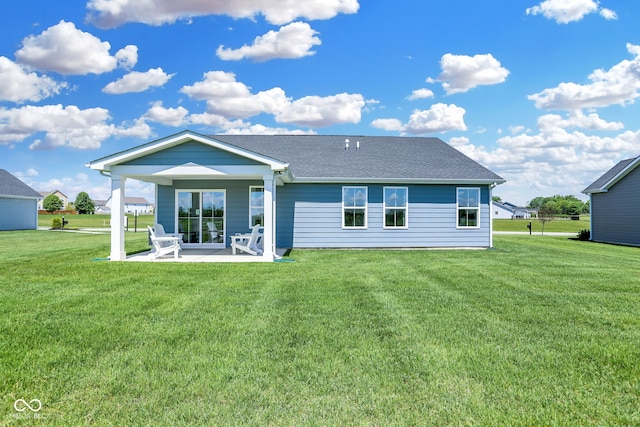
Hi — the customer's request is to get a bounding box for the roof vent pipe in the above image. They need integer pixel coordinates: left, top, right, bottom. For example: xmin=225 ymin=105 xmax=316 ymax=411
xmin=345 ymin=138 xmax=349 ymax=150
xmin=356 ymin=140 xmax=360 ymax=150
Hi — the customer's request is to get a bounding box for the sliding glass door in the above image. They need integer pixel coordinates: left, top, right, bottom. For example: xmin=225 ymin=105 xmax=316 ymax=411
xmin=177 ymin=190 xmax=225 ymax=248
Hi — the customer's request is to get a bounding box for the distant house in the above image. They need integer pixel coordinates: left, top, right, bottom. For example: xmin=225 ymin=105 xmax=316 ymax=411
xmin=501 ymin=202 xmax=533 ymax=219
xmin=93 ymin=200 xmax=110 ymax=214
xmin=0 ymin=169 xmax=41 ymax=231
xmin=105 ymin=196 xmax=152 ymax=214
xmin=583 ymin=156 xmax=640 ymax=246
xmin=38 ymin=190 xmax=69 ymax=211
xmin=493 ymin=201 xmax=515 ymax=219
xmin=493 ymin=201 xmax=533 ymax=219
xmin=87 ymin=130 xmax=505 ymax=261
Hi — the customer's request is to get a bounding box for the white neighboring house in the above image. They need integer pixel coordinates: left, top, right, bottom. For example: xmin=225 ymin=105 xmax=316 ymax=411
xmin=105 ymin=196 xmax=152 ymax=214
xmin=38 ymin=190 xmax=69 ymax=210
xmin=492 ymin=201 xmax=515 ymax=219
xmin=503 ymin=202 xmax=532 ymax=219
xmin=492 ymin=201 xmax=533 ymax=219
xmin=93 ymin=199 xmax=109 ymax=214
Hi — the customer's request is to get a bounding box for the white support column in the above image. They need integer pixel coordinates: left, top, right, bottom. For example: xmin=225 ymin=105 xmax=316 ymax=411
xmin=262 ymin=174 xmax=275 ymax=261
xmin=110 ymin=175 xmax=127 ymax=261
xmin=489 ymin=185 xmax=494 ymax=248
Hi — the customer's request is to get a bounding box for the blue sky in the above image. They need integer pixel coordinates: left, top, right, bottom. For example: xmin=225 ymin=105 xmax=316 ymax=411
xmin=1 ymin=0 xmax=637 ymax=205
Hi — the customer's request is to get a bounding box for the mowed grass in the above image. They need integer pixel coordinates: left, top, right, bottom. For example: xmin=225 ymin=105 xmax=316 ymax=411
xmin=493 ymin=217 xmax=591 ymax=233
xmin=38 ymin=213 xmax=155 ymax=230
xmin=0 ymin=231 xmax=638 ymax=425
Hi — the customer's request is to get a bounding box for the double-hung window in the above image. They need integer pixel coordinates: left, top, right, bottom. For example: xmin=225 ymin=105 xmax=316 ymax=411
xmin=249 ymin=186 xmax=264 ymax=227
xmin=457 ymin=187 xmax=480 ymax=228
xmin=342 ymin=186 xmax=367 ymax=228
xmin=384 ymin=187 xmax=408 ymax=228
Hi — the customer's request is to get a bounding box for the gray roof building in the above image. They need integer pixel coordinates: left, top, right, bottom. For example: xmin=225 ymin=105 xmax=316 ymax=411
xmin=583 ymin=156 xmax=640 ymax=246
xmin=0 ymin=169 xmax=41 ymax=199
xmin=0 ymin=169 xmax=40 ymax=231
xmin=212 ymin=135 xmax=504 ymax=183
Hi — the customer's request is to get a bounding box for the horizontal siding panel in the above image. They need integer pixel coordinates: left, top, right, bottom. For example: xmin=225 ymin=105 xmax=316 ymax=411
xmin=0 ymin=198 xmax=38 ymax=230
xmin=279 ymin=183 xmax=492 ymax=248
xmin=124 ymin=141 xmax=263 ymax=166
xmin=591 ymin=166 xmax=640 ymax=246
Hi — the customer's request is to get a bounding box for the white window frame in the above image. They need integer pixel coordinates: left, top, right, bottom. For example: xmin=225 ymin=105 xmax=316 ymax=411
xmin=249 ymin=186 xmax=264 ymax=228
xmin=456 ymin=187 xmax=480 ymax=229
xmin=342 ymin=186 xmax=368 ymax=229
xmin=383 ymin=186 xmax=408 ymax=229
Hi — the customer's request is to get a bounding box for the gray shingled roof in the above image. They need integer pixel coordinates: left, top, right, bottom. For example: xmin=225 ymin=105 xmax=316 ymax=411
xmin=583 ymin=156 xmax=639 ymax=194
xmin=212 ymin=135 xmax=504 ymax=182
xmin=0 ymin=169 xmax=41 ymax=198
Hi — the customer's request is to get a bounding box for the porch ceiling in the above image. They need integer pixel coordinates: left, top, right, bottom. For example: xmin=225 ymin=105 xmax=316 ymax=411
xmin=110 ymin=163 xmax=288 ymax=185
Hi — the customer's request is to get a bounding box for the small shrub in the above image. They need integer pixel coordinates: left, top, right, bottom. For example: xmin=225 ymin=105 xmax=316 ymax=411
xmin=51 ymin=217 xmax=62 ymax=229
xmin=577 ymin=229 xmax=590 ymax=241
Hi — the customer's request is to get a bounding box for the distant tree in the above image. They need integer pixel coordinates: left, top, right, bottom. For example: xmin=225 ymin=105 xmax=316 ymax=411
xmin=492 ymin=196 xmax=502 ymax=203
xmin=528 ymin=195 xmax=588 ymax=216
xmin=537 ymin=204 xmax=557 ymax=235
xmin=74 ymin=192 xmax=95 ymax=214
xmin=528 ymin=197 xmax=546 ymax=209
xmin=43 ymin=194 xmax=63 ymax=213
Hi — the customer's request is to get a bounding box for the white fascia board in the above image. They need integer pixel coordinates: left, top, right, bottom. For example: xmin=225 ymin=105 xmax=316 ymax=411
xmin=87 ymin=131 xmax=288 ymax=172
xmin=601 ymin=157 xmax=640 ymax=191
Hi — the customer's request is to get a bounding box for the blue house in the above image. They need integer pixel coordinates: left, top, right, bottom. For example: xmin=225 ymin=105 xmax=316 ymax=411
xmin=583 ymin=155 xmax=640 ymax=246
xmin=0 ymin=169 xmax=41 ymax=231
xmin=87 ymin=131 xmax=505 ymax=261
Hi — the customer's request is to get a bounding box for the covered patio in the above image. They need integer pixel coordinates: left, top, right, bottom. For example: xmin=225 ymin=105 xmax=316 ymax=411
xmin=86 ymin=131 xmax=290 ymax=262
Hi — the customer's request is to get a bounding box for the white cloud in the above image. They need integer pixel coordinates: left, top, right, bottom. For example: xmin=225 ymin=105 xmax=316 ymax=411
xmin=0 ymin=56 xmax=66 ymax=102
xmin=218 ymin=120 xmax=317 ymax=135
xmin=371 ymin=104 xmax=467 ymax=135
xmin=217 ymin=22 xmax=321 ymax=62
xmin=526 ymin=0 xmax=616 ymax=24
xmin=181 ymin=71 xmax=366 ymax=127
xmin=529 ymin=43 xmax=640 ymax=110
xmin=87 ymin=0 xmax=360 ymax=28
xmin=405 ymin=103 xmax=467 ymax=134
xmin=143 ymin=101 xmax=189 ymax=126
xmin=451 ymin=111 xmax=637 ymax=205
xmin=15 ymin=20 xmax=137 ymax=75
xmin=103 ymin=68 xmax=175 ymax=94
xmin=429 ymin=53 xmax=509 ymax=95
xmin=115 ymin=45 xmax=139 ymax=70
xmin=407 ymin=88 xmax=434 ymax=100
xmin=180 ymin=71 xmax=289 ymax=118
xmin=275 ymin=93 xmax=365 ymax=127
xmin=0 ymin=104 xmax=151 ymax=150
xmin=371 ymin=118 xmax=404 ymax=131
xmin=600 ymin=8 xmax=617 ymax=20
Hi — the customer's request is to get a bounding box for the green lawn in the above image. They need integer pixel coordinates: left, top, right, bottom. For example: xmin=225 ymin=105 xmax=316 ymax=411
xmin=493 ymin=217 xmax=590 ymax=233
xmin=38 ymin=213 xmax=155 ymax=230
xmin=1 ymin=231 xmax=638 ymax=425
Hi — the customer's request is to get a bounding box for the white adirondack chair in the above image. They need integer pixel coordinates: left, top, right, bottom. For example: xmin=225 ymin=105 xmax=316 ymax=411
xmin=154 ymin=223 xmax=182 ymax=247
xmin=148 ymin=226 xmax=181 ymax=259
xmin=231 ymin=224 xmax=263 ymax=256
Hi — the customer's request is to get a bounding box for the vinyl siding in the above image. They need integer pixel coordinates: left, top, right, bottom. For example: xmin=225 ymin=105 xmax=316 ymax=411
xmin=122 ymin=141 xmax=264 ymax=166
xmin=157 ymin=180 xmax=264 ymax=243
xmin=0 ymin=197 xmax=38 ymax=230
xmin=156 ymin=181 xmax=492 ymax=248
xmin=276 ymin=184 xmax=491 ymax=248
xmin=591 ymin=166 xmax=640 ymax=246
